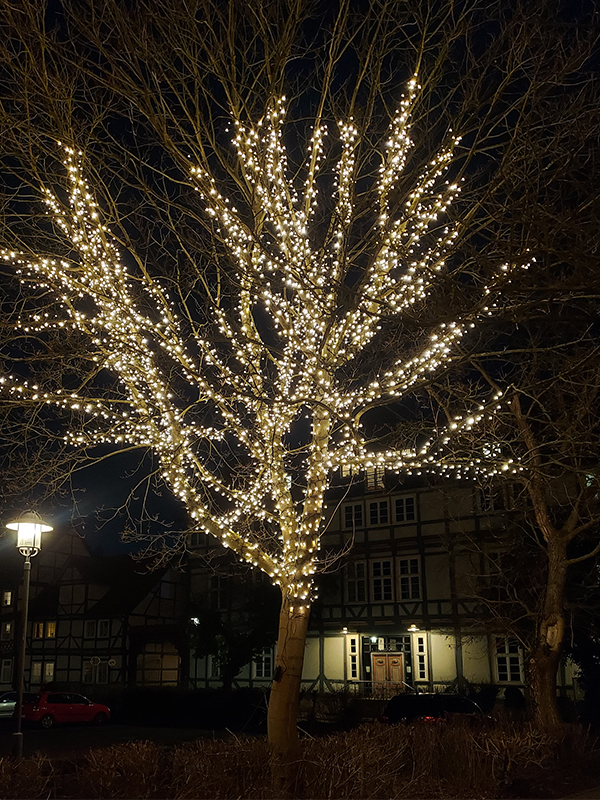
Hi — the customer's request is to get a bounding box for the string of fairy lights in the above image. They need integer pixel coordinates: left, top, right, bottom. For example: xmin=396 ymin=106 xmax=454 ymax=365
xmin=1 ymin=76 xmax=525 ymax=606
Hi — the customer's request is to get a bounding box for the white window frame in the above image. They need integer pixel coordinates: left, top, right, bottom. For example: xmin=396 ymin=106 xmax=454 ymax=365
xmin=346 ymin=635 xmax=359 ymax=680
xmin=31 ymin=661 xmax=42 ymax=684
xmin=394 ymin=495 xmax=416 ymax=523
xmin=43 ymin=661 xmax=55 ymax=683
xmin=253 ymin=647 xmax=273 ymax=679
xmin=398 ymin=557 xmax=421 ymax=600
xmin=495 ymin=637 xmax=524 ymax=683
xmin=33 ymin=621 xmax=44 ymax=639
xmin=371 ymin=560 xmax=394 ymax=602
xmin=413 ymin=634 xmax=429 ymax=681
xmin=369 ymin=500 xmax=389 ymax=526
xmin=2 ymin=591 xmax=12 ymax=607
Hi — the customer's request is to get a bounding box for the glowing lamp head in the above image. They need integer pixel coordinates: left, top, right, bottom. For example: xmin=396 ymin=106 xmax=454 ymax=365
xmin=6 ymin=511 xmax=52 ymax=556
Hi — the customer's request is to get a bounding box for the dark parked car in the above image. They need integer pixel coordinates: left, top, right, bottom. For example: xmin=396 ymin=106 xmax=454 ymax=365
xmin=0 ymin=691 xmax=39 ymax=718
xmin=380 ymin=693 xmax=484 ymax=724
xmin=21 ymin=692 xmax=110 ymax=728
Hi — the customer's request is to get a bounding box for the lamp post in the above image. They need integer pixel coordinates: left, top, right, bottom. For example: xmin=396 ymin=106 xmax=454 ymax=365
xmin=6 ymin=511 xmax=52 ymax=759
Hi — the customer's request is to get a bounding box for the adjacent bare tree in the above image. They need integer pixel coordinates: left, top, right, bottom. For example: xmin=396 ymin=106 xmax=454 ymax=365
xmin=0 ymin=0 xmax=598 ymax=786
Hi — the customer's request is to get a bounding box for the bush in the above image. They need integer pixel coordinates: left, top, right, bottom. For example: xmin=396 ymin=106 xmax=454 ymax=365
xmin=0 ymin=721 xmax=598 ymax=799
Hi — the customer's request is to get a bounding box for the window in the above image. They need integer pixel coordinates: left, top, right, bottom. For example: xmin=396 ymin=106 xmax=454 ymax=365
xmin=98 ymin=620 xmax=110 ymax=638
xmin=340 ymin=465 xmax=353 ymax=478
xmin=2 ymin=591 xmax=12 ymax=607
xmin=346 ymin=562 xmax=366 ymax=603
xmin=83 ymin=662 xmax=94 ymax=684
xmin=31 ymin=662 xmax=42 ymax=683
xmin=254 ymin=648 xmax=273 ymax=679
xmin=372 ymin=560 xmax=393 ymax=601
xmin=97 ymin=662 xmax=109 ymax=683
xmin=46 ymin=621 xmax=56 ymax=639
xmin=399 ymin=558 xmax=421 ymax=600
xmin=84 ymin=620 xmax=96 ymax=639
xmin=369 ymin=500 xmax=389 ymax=526
xmin=33 ymin=622 xmax=44 ymax=639
xmin=43 ymin=662 xmax=54 ymax=683
xmin=395 ymin=496 xmax=416 ymax=522
xmin=1 ymin=622 xmax=12 ymax=641
xmin=347 ymin=636 xmax=359 ymax=679
xmin=344 ymin=504 xmax=363 ymax=529
xmin=496 ymin=638 xmax=523 ymax=682
xmin=479 ymin=485 xmax=513 ymax=513
xmin=210 ymin=576 xmax=228 ymax=610
xmin=190 ymin=532 xmax=203 ymax=548
xmin=415 ymin=635 xmax=428 ymax=680
xmin=366 ymin=467 xmax=385 ymax=490
xmin=1 ymin=659 xmax=12 ymax=683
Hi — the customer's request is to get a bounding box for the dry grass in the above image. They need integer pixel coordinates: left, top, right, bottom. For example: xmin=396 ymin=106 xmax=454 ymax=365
xmin=0 ymin=721 xmax=597 ymax=799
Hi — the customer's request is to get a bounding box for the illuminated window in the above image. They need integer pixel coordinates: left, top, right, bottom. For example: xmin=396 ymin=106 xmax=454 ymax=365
xmin=366 ymin=467 xmax=385 ymax=490
xmin=347 ymin=636 xmax=359 ymax=679
xmin=33 ymin=622 xmax=44 ymax=639
xmin=1 ymin=622 xmax=12 ymax=640
xmin=2 ymin=591 xmax=12 ymax=607
xmin=46 ymin=621 xmax=56 ymax=639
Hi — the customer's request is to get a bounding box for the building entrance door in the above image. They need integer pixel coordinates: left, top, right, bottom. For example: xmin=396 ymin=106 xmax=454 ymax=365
xmin=372 ymin=653 xmax=404 ymax=696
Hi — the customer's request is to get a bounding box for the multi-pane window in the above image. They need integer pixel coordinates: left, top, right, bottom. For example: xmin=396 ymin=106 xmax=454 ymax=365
xmin=415 ymin=635 xmax=428 ymax=680
xmin=399 ymin=558 xmax=421 ymax=600
xmin=254 ymin=647 xmax=273 ymax=679
xmin=395 ymin=496 xmax=416 ymax=522
xmin=340 ymin=465 xmax=353 ymax=479
xmin=33 ymin=622 xmax=44 ymax=639
xmin=347 ymin=562 xmax=366 ymax=603
xmin=372 ymin=560 xmax=393 ymax=601
xmin=347 ymin=636 xmax=359 ymax=679
xmin=496 ymin=638 xmax=523 ymax=682
xmin=1 ymin=622 xmax=12 ymax=640
xmin=479 ymin=485 xmax=514 ymax=513
xmin=46 ymin=621 xmax=56 ymax=639
xmin=344 ymin=504 xmax=363 ymax=529
xmin=31 ymin=661 xmax=54 ymax=684
xmin=2 ymin=591 xmax=12 ymax=607
xmin=366 ymin=467 xmax=385 ymax=490
xmin=1 ymin=659 xmax=12 ymax=683
xmin=84 ymin=620 xmax=96 ymax=639
xmin=98 ymin=620 xmax=110 ymax=638
xmin=210 ymin=576 xmax=228 ymax=610
xmin=369 ymin=501 xmax=389 ymax=526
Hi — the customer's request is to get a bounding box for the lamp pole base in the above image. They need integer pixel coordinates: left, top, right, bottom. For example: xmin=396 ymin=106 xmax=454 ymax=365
xmin=11 ymin=731 xmax=23 ymax=759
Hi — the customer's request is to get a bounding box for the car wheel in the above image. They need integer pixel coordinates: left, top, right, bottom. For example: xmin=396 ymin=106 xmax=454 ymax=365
xmin=40 ymin=714 xmax=54 ymax=729
xmin=93 ymin=712 xmax=108 ymax=725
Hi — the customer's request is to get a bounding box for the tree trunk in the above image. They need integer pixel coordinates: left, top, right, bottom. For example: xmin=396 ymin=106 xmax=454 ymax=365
xmin=528 ymin=540 xmax=567 ymax=730
xmin=268 ymin=593 xmax=311 ymax=798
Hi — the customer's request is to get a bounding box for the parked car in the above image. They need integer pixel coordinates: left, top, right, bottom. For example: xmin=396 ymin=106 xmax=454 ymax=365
xmin=0 ymin=691 xmax=39 ymax=718
xmin=21 ymin=692 xmax=110 ymax=728
xmin=380 ymin=693 xmax=485 ymax=724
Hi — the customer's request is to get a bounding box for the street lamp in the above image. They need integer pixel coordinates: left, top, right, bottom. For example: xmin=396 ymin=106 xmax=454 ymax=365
xmin=6 ymin=511 xmax=52 ymax=758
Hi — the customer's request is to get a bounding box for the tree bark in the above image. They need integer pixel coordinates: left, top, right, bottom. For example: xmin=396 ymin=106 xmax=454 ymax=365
xmin=268 ymin=593 xmax=311 ymax=798
xmin=528 ymin=540 xmax=567 ymax=730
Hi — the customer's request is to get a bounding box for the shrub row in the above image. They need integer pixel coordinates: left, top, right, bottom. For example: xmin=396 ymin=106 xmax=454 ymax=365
xmin=0 ymin=721 xmax=597 ymax=799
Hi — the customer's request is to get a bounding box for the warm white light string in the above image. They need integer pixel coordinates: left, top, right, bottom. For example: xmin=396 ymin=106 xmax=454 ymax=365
xmin=1 ymin=77 xmax=525 ymax=604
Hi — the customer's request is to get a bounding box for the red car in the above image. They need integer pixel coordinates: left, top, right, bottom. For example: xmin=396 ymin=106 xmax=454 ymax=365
xmin=22 ymin=692 xmax=110 ymax=728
